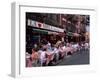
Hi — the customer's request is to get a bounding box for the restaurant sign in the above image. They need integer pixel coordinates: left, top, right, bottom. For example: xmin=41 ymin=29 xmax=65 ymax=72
xmin=28 ymin=19 xmax=64 ymax=33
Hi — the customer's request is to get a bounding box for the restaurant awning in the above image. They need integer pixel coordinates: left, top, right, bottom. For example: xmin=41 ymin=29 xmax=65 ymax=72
xmin=32 ymin=28 xmax=48 ymax=34
xmin=32 ymin=28 xmax=60 ymax=35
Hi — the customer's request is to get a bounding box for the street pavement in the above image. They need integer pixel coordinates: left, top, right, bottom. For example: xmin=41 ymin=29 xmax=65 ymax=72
xmin=57 ymin=49 xmax=89 ymax=66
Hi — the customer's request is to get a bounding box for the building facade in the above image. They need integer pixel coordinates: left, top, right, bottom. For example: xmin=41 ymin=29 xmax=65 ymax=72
xmin=26 ymin=12 xmax=89 ymax=54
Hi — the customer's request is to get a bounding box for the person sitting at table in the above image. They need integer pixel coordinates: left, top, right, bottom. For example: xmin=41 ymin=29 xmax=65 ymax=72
xmin=39 ymin=47 xmax=47 ymax=66
xmin=31 ymin=48 xmax=39 ymax=67
xmin=58 ymin=42 xmax=65 ymax=60
xmin=47 ymin=41 xmax=52 ymax=51
xmin=26 ymin=52 xmax=32 ymax=67
xmin=53 ymin=44 xmax=60 ymax=63
xmin=45 ymin=47 xmax=55 ymax=66
xmin=66 ymin=43 xmax=73 ymax=55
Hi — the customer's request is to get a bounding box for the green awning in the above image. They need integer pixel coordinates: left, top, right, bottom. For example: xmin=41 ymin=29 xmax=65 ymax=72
xmin=32 ymin=28 xmax=48 ymax=34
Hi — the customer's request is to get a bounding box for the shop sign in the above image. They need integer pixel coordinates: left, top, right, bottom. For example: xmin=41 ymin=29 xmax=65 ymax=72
xmin=43 ymin=24 xmax=51 ymax=30
xmin=28 ymin=19 xmax=64 ymax=33
xmin=36 ymin=22 xmax=43 ymax=28
xmin=27 ymin=19 xmax=31 ymax=26
xmin=51 ymin=26 xmax=64 ymax=32
xmin=27 ymin=19 xmax=36 ymax=27
xmin=31 ymin=20 xmax=36 ymax=27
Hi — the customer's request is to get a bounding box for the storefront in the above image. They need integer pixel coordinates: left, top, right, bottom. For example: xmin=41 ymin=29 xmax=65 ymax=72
xmin=66 ymin=32 xmax=85 ymax=43
xmin=32 ymin=28 xmax=62 ymax=44
xmin=26 ymin=19 xmax=64 ymax=53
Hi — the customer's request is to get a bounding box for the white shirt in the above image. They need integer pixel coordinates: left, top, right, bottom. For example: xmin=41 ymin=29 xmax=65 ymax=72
xmin=53 ymin=48 xmax=59 ymax=54
xmin=40 ymin=51 xmax=46 ymax=60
